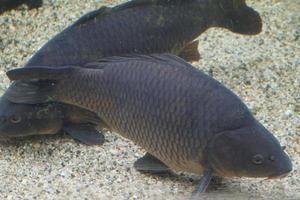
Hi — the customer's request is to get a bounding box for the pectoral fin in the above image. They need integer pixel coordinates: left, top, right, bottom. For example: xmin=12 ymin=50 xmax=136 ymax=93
xmin=190 ymin=169 xmax=213 ymax=199
xmin=63 ymin=123 xmax=105 ymax=145
xmin=134 ymin=153 xmax=170 ymax=174
xmin=178 ymin=40 xmax=200 ymax=63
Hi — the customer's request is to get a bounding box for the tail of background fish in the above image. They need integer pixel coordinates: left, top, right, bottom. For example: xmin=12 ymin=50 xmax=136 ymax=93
xmin=220 ymin=3 xmax=262 ymax=35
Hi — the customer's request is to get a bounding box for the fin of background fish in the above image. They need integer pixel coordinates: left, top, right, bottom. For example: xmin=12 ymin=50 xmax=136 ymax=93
xmin=62 ymin=123 xmax=105 ymax=145
xmin=190 ymin=169 xmax=213 ymax=199
xmin=134 ymin=153 xmax=170 ymax=174
xmin=178 ymin=40 xmax=200 ymax=62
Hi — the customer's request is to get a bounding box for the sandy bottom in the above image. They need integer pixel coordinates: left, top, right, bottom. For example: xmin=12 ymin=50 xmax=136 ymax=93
xmin=0 ymin=0 xmax=299 ymax=199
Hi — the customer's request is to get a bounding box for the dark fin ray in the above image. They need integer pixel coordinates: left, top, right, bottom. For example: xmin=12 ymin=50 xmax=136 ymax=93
xmin=190 ymin=169 xmax=213 ymax=199
xmin=6 ymin=66 xmax=78 ymax=81
xmin=134 ymin=153 xmax=170 ymax=174
xmin=4 ymin=80 xmax=56 ymax=104
xmin=178 ymin=40 xmax=200 ymax=62
xmin=63 ymin=123 xmax=105 ymax=145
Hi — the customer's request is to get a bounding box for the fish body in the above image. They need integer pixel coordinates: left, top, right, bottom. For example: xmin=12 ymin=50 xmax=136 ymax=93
xmin=27 ymin=0 xmax=262 ymax=66
xmin=6 ymin=54 xmax=292 ymax=179
xmin=0 ymin=0 xmax=262 ymax=142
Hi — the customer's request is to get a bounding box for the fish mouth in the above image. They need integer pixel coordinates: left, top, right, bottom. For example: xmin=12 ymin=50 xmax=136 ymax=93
xmin=268 ymin=171 xmax=290 ymax=179
xmin=267 ymin=166 xmax=292 ymax=180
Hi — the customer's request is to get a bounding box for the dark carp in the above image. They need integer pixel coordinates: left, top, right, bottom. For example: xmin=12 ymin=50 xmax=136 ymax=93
xmin=6 ymin=54 xmax=292 ymax=194
xmin=26 ymin=0 xmax=262 ymax=66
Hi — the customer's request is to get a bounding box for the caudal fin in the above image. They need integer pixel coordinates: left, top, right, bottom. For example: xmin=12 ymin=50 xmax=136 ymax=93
xmin=224 ymin=6 xmax=262 ymax=35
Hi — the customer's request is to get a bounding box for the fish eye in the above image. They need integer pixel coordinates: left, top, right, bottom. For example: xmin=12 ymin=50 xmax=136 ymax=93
xmin=269 ymin=155 xmax=276 ymax=162
xmin=252 ymin=154 xmax=264 ymax=165
xmin=282 ymin=146 xmax=286 ymax=150
xmin=10 ymin=115 xmax=22 ymax=124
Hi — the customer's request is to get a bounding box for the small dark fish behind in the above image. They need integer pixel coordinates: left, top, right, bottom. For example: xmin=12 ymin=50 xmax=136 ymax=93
xmin=0 ymin=0 xmax=43 ymax=14
xmin=6 ymin=54 xmax=292 ymax=195
xmin=0 ymin=0 xmax=262 ymax=143
xmin=0 ymin=97 xmax=106 ymax=145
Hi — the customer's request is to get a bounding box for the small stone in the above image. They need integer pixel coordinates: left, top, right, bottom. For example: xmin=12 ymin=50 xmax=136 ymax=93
xmin=284 ymin=110 xmax=293 ymax=117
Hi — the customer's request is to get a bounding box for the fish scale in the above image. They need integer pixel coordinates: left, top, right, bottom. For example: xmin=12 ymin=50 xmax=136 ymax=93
xmin=6 ymin=54 xmax=293 ymax=193
xmin=51 ymin=57 xmax=237 ymax=172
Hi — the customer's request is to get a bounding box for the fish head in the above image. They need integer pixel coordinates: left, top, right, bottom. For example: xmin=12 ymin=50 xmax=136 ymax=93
xmin=206 ymin=122 xmax=292 ymax=179
xmin=0 ymin=97 xmax=64 ymax=140
xmin=209 ymin=0 xmax=262 ymax=35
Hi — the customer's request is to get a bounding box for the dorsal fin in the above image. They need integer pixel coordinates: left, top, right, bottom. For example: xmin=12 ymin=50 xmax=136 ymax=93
xmin=85 ymin=53 xmax=196 ymax=71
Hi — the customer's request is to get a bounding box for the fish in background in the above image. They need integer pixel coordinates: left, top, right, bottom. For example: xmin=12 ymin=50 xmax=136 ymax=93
xmin=6 ymin=54 xmax=292 ymax=196
xmin=0 ymin=0 xmax=43 ymax=14
xmin=0 ymin=0 xmax=263 ymax=144
xmin=0 ymin=100 xmax=106 ymax=145
xmin=27 ymin=0 xmax=263 ymax=66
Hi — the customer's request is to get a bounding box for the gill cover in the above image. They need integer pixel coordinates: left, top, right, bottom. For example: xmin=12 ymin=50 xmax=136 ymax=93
xmin=207 ymin=124 xmax=292 ymax=178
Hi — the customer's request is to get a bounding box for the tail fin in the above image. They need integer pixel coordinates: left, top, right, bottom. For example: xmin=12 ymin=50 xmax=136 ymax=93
xmin=223 ymin=6 xmax=262 ymax=35
xmin=5 ymin=66 xmax=78 ymax=104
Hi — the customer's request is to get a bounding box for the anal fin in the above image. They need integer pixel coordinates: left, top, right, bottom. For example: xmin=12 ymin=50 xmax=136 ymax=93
xmin=190 ymin=169 xmax=213 ymax=199
xmin=63 ymin=123 xmax=105 ymax=145
xmin=134 ymin=153 xmax=170 ymax=174
xmin=178 ymin=40 xmax=201 ymax=63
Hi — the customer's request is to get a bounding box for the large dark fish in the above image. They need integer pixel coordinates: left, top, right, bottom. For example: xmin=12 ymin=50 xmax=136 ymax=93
xmin=0 ymin=0 xmax=43 ymax=14
xmin=0 ymin=0 xmax=262 ymax=143
xmin=6 ymin=54 xmax=293 ymax=195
